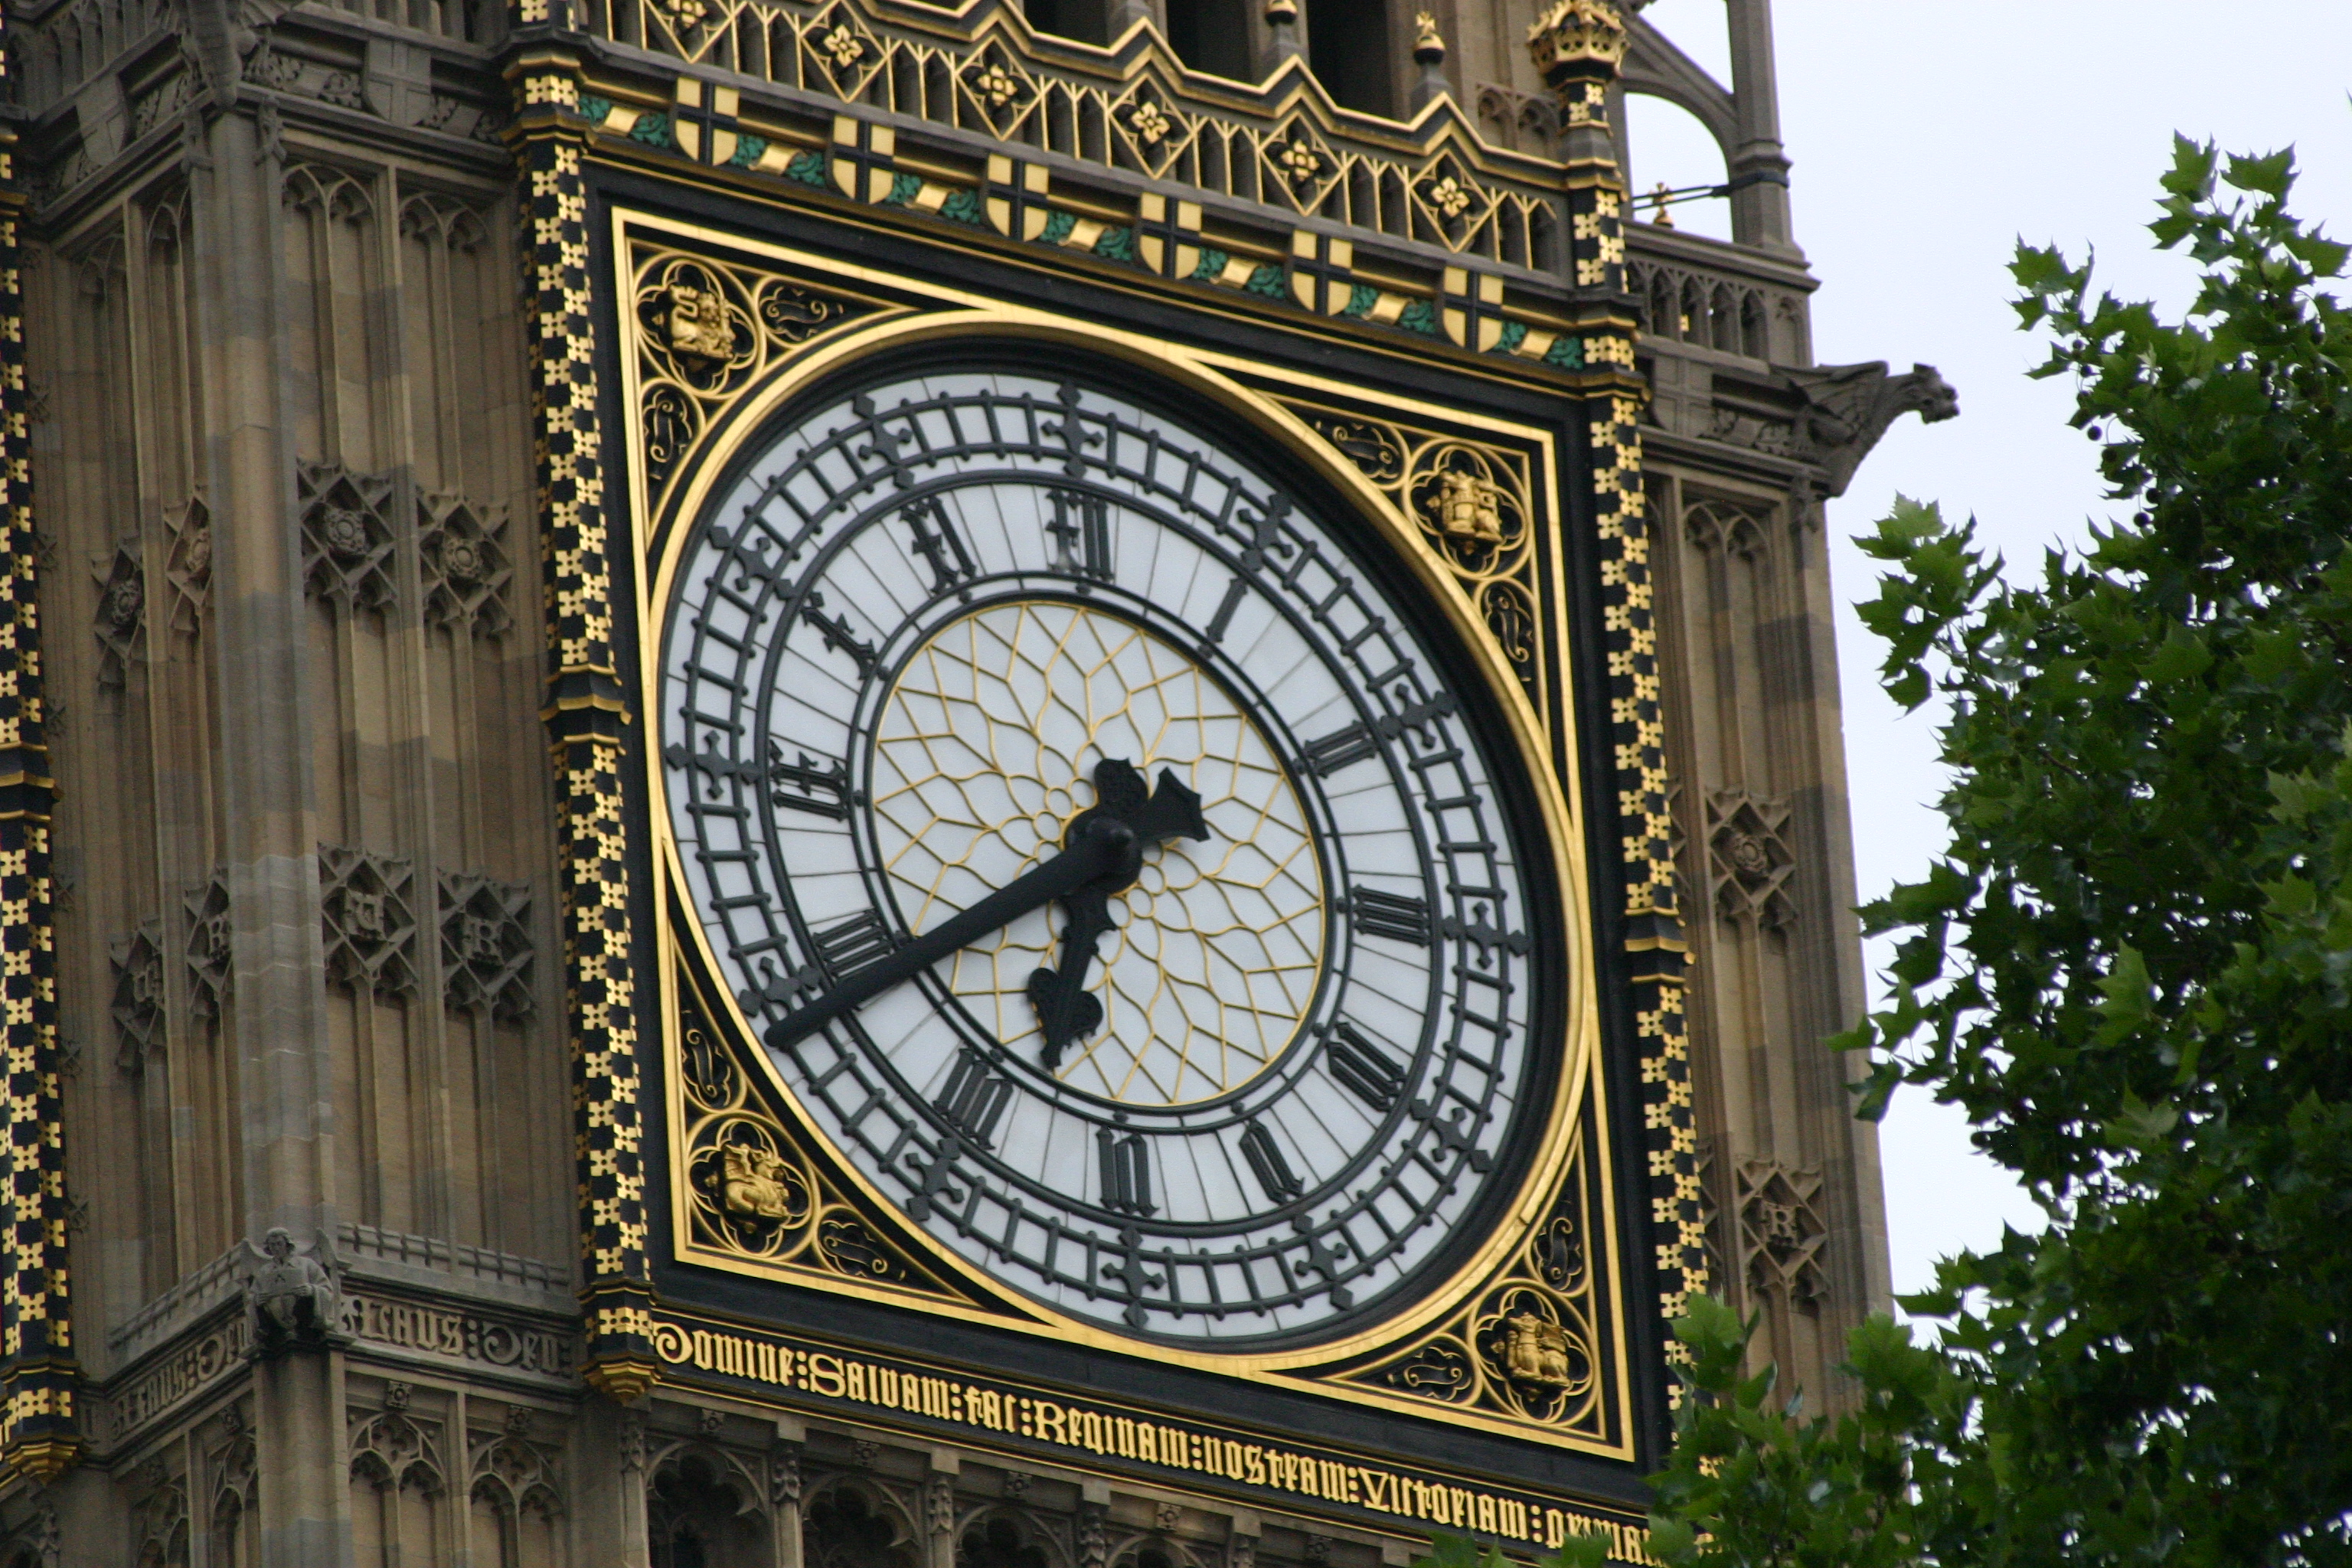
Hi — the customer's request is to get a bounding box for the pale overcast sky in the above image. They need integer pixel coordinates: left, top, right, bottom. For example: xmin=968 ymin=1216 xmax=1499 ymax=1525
xmin=1625 ymin=2 xmax=2352 ymax=1298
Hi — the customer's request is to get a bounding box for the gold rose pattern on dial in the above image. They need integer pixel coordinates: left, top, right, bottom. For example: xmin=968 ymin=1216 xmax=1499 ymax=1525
xmin=871 ymin=602 xmax=1325 ymax=1107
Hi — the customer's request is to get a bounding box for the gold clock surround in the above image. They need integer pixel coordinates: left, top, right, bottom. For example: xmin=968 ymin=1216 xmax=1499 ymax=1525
xmin=621 ymin=206 xmax=1633 ymax=1458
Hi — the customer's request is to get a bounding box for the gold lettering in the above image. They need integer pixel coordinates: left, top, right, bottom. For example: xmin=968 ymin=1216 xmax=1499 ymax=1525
xmin=1244 ymin=1446 xmax=1265 ymax=1485
xmin=1499 ymin=1500 xmax=1528 ymax=1540
xmin=808 ymin=1354 xmax=846 ymax=1398
xmin=691 ymin=1330 xmax=714 ymax=1369
xmin=1035 ymin=1401 xmax=1067 ymax=1444
xmin=1544 ymin=1509 xmax=1566 ymax=1549
xmin=1135 ymin=1423 xmax=1157 ymax=1464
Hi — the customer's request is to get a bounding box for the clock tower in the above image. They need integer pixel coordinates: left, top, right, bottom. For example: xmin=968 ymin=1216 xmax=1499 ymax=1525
xmin=0 ymin=0 xmax=1946 ymax=1560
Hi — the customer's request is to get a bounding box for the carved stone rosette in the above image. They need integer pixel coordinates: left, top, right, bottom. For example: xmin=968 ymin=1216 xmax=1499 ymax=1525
xmin=298 ymin=462 xmax=400 ymax=613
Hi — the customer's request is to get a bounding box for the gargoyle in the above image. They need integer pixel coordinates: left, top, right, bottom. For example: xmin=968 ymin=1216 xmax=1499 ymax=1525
xmin=1785 ymin=361 xmax=1960 ymax=497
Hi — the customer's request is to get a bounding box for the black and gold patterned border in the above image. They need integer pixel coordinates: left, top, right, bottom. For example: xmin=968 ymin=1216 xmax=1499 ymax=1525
xmin=1530 ymin=0 xmax=1710 ymax=1383
xmin=512 ymin=44 xmax=658 ymax=1403
xmin=0 ymin=49 xmax=78 ymax=1481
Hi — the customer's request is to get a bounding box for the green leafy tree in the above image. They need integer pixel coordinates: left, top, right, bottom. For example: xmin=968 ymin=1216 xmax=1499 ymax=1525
xmin=1658 ymin=135 xmax=2352 ymax=1568
xmin=1421 ymin=137 xmax=2352 ymax=1568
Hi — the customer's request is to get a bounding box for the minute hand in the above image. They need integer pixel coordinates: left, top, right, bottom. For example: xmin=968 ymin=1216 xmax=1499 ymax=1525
xmin=763 ymin=821 xmax=1129 ymax=1054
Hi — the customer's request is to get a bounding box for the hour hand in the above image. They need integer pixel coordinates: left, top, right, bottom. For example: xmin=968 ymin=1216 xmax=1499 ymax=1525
xmin=1027 ymin=887 xmax=1114 ymax=1071
xmin=1027 ymin=760 xmax=1211 ymax=1070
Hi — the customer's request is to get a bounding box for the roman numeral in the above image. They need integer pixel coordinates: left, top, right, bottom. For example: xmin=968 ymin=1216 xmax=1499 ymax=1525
xmin=902 ymin=496 xmax=977 ymax=595
xmin=1238 ymin=1119 xmax=1302 ymax=1204
xmin=1299 ymin=691 xmax=1459 ymax=777
xmin=810 ymin=909 xmax=895 ymax=975
xmin=1301 ymin=724 xmax=1380 ymax=777
xmin=1350 ymin=887 xmax=1432 ymax=946
xmin=1045 ymin=489 xmax=1112 ymax=584
xmin=933 ymin=1048 xmax=1014 ymax=1150
xmin=766 ymin=742 xmax=851 ymax=820
xmin=1097 ymin=1127 xmax=1155 ymax=1217
xmin=798 ymin=590 xmax=877 ymax=678
xmin=1325 ymin=1018 xmax=1406 ymax=1113
xmin=1200 ymin=577 xmax=1248 ymax=650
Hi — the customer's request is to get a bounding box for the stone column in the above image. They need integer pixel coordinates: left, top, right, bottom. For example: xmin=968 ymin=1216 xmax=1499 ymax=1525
xmin=1723 ymin=0 xmax=1797 ymax=254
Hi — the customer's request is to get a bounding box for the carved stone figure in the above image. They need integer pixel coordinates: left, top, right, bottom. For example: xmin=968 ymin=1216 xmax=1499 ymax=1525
xmin=1786 ymin=360 xmax=1962 ymax=497
xmin=243 ymin=1227 xmax=345 ymax=1357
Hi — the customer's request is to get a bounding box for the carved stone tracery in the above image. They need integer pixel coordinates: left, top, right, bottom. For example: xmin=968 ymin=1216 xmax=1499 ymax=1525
xmin=109 ymin=918 xmax=165 ymax=1073
xmin=1706 ymin=789 xmax=1795 ymax=929
xmin=185 ymin=871 xmax=233 ymax=1024
xmin=162 ymin=494 xmax=212 ymax=633
xmin=420 ymin=492 xmax=514 ymax=638
xmin=319 ymin=846 xmax=419 ymax=1000
xmin=1736 ymin=1158 xmax=1826 ymax=1308
xmin=91 ymin=539 xmax=144 ymax=690
xmin=438 ymin=871 xmax=533 ymax=1021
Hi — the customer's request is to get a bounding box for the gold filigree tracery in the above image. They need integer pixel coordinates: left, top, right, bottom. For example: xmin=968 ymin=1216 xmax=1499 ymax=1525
xmin=630 ymin=243 xmax=899 ymax=516
xmin=678 ymin=993 xmax=964 ymax=1297
xmin=1284 ymin=401 xmax=1544 ymax=712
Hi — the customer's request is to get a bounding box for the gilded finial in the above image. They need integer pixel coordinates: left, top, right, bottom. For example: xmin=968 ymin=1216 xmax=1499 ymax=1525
xmin=1413 ymin=11 xmax=1446 ymax=65
xmin=1650 ymin=182 xmax=1675 ymax=227
xmin=1526 ymin=0 xmax=1629 ymax=83
xmin=1265 ymin=0 xmax=1298 ymax=21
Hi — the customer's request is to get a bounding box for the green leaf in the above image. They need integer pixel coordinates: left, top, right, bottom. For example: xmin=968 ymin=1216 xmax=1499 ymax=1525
xmin=2223 ymin=146 xmax=2295 ymax=198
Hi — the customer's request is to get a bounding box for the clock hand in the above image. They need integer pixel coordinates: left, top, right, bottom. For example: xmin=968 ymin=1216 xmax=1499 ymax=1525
xmin=1028 ymin=760 xmax=1210 ymax=1071
xmin=763 ymin=818 xmax=1129 ymax=1053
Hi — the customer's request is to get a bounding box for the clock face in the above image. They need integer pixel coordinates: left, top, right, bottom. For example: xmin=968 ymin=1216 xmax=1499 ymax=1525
xmin=661 ymin=358 xmax=1550 ymax=1344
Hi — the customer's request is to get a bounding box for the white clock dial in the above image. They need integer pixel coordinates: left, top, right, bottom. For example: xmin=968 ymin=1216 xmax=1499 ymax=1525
xmin=663 ymin=362 xmax=1550 ymax=1342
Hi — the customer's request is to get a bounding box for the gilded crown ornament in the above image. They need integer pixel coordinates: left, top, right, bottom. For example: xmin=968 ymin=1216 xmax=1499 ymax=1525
xmin=1526 ymin=0 xmax=1630 ymax=82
